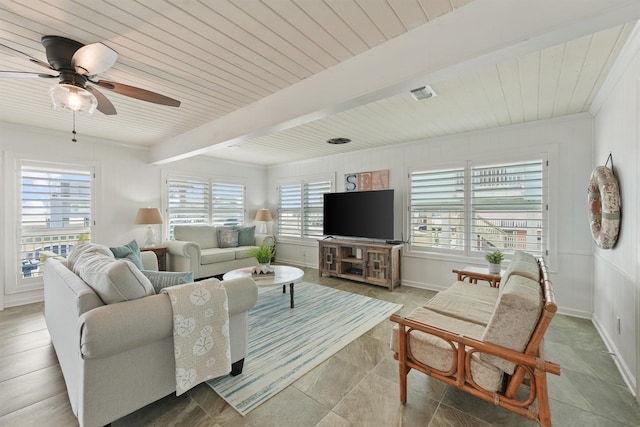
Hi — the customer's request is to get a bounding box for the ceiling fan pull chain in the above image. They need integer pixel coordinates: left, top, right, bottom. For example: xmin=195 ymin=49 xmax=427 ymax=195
xmin=72 ymin=110 xmax=77 ymax=142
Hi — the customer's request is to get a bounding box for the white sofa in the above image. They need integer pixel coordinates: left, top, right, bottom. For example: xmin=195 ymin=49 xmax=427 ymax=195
xmin=43 ymin=245 xmax=258 ymax=427
xmin=166 ymin=224 xmax=274 ymax=279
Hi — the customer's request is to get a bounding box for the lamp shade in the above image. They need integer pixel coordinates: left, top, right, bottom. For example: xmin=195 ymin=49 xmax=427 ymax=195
xmin=134 ymin=208 xmax=164 ymax=225
xmin=255 ymin=209 xmax=273 ymax=222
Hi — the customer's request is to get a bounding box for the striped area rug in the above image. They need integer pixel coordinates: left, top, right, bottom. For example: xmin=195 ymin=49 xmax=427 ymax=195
xmin=207 ymin=281 xmax=402 ymax=415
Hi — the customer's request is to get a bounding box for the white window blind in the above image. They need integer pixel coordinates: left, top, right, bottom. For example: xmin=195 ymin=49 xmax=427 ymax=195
xmin=303 ymin=181 xmax=332 ymax=238
xmin=278 ymin=179 xmax=332 ymax=238
xmin=471 ymin=160 xmax=544 ymax=256
xmin=410 ymin=168 xmax=465 ymax=251
xmin=20 ymin=164 xmax=93 ymax=281
xmin=167 ymin=178 xmax=209 ymax=239
xmin=166 ymin=178 xmax=246 ymax=239
xmin=278 ymin=184 xmax=302 ymax=237
xmin=409 ymin=158 xmax=546 ymax=258
xmin=212 ymin=183 xmax=245 ymax=226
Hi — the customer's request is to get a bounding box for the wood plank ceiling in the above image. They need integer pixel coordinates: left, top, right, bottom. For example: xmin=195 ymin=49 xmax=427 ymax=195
xmin=0 ymin=0 xmax=635 ymax=165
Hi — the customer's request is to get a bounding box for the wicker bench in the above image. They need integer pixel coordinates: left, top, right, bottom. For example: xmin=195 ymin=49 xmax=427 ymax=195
xmin=390 ymin=252 xmax=560 ymax=427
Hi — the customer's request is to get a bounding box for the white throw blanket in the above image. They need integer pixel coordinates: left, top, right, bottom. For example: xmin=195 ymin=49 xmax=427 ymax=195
xmin=161 ymin=278 xmax=231 ymax=396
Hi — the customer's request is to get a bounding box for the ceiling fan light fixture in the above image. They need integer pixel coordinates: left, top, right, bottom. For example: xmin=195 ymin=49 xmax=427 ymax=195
xmin=49 ymin=83 xmax=97 ymax=114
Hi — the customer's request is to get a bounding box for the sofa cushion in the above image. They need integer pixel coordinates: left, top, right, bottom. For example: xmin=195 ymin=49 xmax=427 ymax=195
xmin=480 ymin=275 xmax=543 ymax=374
xmin=218 ymin=227 xmax=239 ymax=248
xmin=73 ymin=251 xmax=155 ymax=304
xmin=200 ymin=248 xmax=236 ymax=264
xmin=174 ymin=224 xmax=218 ymax=249
xmin=234 ymin=246 xmax=259 ymax=260
xmin=109 ymin=240 xmax=144 ymax=270
xmin=141 ymin=270 xmax=194 ymax=293
xmin=390 ymin=307 xmax=503 ymax=392
xmin=237 ymin=225 xmax=256 ymax=246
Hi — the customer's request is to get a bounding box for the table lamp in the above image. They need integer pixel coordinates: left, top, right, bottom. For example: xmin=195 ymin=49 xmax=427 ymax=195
xmin=254 ymin=208 xmax=273 ymax=234
xmin=135 ymin=207 xmax=164 ymax=247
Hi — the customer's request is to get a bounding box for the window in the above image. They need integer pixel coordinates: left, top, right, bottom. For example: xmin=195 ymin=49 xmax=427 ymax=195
xmin=19 ymin=163 xmax=93 ymax=282
xmin=409 ymin=157 xmax=546 ymax=258
xmin=410 ymin=167 xmax=465 ymax=252
xmin=278 ymin=180 xmax=332 ymax=238
xmin=166 ymin=177 xmax=244 ymax=239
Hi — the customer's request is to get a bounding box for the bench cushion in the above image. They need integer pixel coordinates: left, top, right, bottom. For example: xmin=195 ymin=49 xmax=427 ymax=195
xmin=424 ymin=281 xmax=498 ymax=326
xmin=390 ymin=307 xmax=503 ymax=392
xmin=480 ymin=274 xmax=543 ymax=374
xmin=501 ymin=251 xmax=540 ymax=286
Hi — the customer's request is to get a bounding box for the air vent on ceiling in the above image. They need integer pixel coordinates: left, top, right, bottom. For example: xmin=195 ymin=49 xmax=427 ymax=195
xmin=410 ymin=85 xmax=437 ymax=101
xmin=327 ymin=137 xmax=351 ymax=145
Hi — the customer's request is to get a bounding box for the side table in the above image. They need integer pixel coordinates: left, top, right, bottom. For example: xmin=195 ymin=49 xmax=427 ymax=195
xmin=142 ymin=246 xmax=167 ymax=271
xmin=452 ymin=266 xmax=503 ymax=288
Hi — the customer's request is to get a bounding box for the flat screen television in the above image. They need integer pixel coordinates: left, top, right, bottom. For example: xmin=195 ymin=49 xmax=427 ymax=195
xmin=323 ymin=189 xmax=394 ymax=240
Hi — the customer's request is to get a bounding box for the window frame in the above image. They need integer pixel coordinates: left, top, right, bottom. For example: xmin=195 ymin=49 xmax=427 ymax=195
xmin=12 ymin=159 xmax=95 ymax=290
xmin=407 ymin=152 xmax=549 ymax=261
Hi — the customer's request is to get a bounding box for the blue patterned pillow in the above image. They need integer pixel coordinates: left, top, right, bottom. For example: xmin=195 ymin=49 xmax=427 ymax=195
xmin=218 ymin=227 xmax=239 ymax=248
xmin=141 ymin=270 xmax=194 ymax=293
xmin=109 ymin=240 xmax=143 ymax=270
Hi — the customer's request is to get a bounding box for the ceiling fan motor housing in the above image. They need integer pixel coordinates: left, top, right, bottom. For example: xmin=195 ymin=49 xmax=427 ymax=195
xmin=41 ymin=35 xmax=83 ymax=72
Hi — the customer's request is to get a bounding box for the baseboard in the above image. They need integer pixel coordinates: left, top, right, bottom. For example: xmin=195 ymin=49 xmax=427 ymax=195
xmin=592 ymin=314 xmax=637 ymax=397
xmin=4 ymin=289 xmax=44 ymax=308
xmin=400 ymin=280 xmax=450 ymax=293
xmin=556 ymin=307 xmax=592 ymax=319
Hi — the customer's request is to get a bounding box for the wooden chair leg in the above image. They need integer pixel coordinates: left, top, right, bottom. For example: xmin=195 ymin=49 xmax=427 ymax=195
xmin=398 ymin=325 xmax=408 ymax=404
xmin=536 ymin=367 xmax=552 ymax=427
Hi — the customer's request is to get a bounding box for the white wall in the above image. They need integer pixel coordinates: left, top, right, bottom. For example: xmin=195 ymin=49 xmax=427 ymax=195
xmin=0 ymin=123 xmax=266 ymax=308
xmin=591 ymin=26 xmax=640 ymax=397
xmin=268 ymin=114 xmax=595 ymax=319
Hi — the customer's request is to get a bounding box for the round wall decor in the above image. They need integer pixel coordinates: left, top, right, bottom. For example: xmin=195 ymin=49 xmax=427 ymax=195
xmin=587 ymin=165 xmax=620 ymax=249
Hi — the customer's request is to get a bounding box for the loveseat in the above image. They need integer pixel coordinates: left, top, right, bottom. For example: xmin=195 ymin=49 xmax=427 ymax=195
xmin=390 ymin=251 xmax=560 ymax=427
xmin=43 ymin=243 xmax=259 ymax=427
xmin=166 ymin=224 xmax=274 ymax=279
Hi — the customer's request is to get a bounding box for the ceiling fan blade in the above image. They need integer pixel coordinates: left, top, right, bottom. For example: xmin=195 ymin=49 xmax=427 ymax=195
xmin=86 ymin=85 xmax=117 ymax=115
xmin=72 ymin=42 xmax=118 ymax=76
xmin=0 ymin=71 xmax=57 ymax=79
xmin=0 ymin=42 xmax=53 ymax=70
xmin=93 ymin=79 xmax=180 ymax=107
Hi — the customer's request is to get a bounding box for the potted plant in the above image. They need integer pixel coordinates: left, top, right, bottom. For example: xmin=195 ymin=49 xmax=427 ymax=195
xmin=247 ymin=244 xmax=274 ymax=273
xmin=485 ymin=250 xmax=504 ymax=274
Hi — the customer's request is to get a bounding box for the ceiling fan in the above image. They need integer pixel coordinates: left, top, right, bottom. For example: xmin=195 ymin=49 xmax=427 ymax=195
xmin=0 ymin=35 xmax=180 ymax=116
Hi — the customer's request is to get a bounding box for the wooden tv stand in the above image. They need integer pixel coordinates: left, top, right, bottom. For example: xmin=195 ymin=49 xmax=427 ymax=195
xmin=318 ymin=239 xmax=402 ymax=291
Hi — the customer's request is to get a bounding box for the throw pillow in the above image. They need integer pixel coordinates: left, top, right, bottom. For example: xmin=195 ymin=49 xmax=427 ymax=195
xmin=237 ymin=225 xmax=256 ymax=246
xmin=67 ymin=243 xmax=113 ymax=270
xmin=218 ymin=227 xmax=239 ymax=248
xmin=109 ymin=240 xmax=144 ymax=270
xmin=73 ymin=251 xmax=155 ymax=304
xmin=141 ymin=270 xmax=194 ymax=293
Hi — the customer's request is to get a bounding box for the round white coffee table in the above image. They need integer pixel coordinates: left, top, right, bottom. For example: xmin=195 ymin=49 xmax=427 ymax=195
xmin=223 ymin=265 xmax=304 ymax=308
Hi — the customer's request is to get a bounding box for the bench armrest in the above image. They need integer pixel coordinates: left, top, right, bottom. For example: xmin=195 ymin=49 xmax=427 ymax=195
xmin=452 ymin=268 xmax=501 ymax=288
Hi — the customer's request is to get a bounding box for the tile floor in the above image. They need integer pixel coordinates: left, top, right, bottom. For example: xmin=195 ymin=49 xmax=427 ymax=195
xmin=1 ymin=268 xmax=639 ymax=426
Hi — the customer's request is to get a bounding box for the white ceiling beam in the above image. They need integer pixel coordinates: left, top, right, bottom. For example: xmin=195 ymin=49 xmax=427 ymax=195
xmin=149 ymin=0 xmax=640 ymax=165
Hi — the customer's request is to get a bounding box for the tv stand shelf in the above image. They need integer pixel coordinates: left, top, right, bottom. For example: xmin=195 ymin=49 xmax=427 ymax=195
xmin=319 ymin=239 xmax=402 ymax=291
